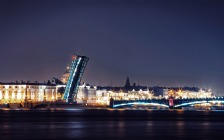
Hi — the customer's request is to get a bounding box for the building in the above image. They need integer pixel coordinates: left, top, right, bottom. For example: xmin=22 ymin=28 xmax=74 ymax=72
xmin=163 ymin=88 xmax=213 ymax=99
xmin=0 ymin=80 xmax=214 ymax=105
xmin=0 ymin=81 xmax=65 ymax=104
xmin=75 ymin=77 xmax=214 ymax=105
xmin=76 ymin=81 xmax=154 ymax=106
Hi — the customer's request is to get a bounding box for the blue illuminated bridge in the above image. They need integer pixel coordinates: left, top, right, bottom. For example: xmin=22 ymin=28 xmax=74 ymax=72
xmin=110 ymin=97 xmax=224 ymax=109
xmin=63 ymin=54 xmax=89 ymax=103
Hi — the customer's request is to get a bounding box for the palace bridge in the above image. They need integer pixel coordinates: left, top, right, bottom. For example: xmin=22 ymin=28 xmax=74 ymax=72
xmin=110 ymin=97 xmax=224 ymax=109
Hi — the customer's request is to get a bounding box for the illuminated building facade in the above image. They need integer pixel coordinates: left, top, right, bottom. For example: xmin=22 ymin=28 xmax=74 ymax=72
xmin=76 ymin=83 xmax=154 ymax=105
xmin=163 ymin=88 xmax=213 ymax=99
xmin=76 ymin=81 xmax=213 ymax=106
xmin=0 ymin=82 xmax=65 ymax=104
xmin=0 ymin=81 xmax=214 ymax=105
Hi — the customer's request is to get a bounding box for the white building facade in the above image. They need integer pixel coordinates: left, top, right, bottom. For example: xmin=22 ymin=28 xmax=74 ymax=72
xmin=0 ymin=83 xmax=65 ymax=104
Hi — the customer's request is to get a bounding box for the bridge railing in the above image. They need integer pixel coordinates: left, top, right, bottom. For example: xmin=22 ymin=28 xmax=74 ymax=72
xmin=112 ymin=97 xmax=224 ymax=108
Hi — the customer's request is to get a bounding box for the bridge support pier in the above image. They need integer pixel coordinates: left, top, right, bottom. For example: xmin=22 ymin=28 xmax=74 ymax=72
xmin=109 ymin=97 xmax=114 ymax=108
xmin=169 ymin=106 xmax=174 ymax=109
xmin=169 ymin=97 xmax=174 ymax=109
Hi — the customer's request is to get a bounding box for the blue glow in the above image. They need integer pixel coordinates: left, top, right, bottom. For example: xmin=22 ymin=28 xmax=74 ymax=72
xmin=113 ymin=102 xmax=169 ymax=108
xmin=208 ymin=100 xmax=224 ymax=103
xmin=64 ymin=58 xmax=80 ymax=100
xmin=63 ymin=55 xmax=89 ymax=103
xmin=174 ymin=101 xmax=207 ymax=108
xmin=211 ymin=110 xmax=224 ymax=112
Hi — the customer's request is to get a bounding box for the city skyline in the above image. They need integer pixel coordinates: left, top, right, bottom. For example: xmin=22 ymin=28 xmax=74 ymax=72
xmin=1 ymin=0 xmax=224 ymax=94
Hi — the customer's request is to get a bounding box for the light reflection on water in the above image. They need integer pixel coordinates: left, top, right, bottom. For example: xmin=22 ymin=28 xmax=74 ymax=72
xmin=1 ymin=110 xmax=224 ymax=139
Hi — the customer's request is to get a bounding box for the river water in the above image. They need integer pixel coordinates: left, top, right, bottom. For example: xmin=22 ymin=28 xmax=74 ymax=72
xmin=1 ymin=109 xmax=224 ymax=139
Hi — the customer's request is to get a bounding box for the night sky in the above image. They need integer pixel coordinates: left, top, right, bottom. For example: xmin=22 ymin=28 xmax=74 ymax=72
xmin=1 ymin=0 xmax=224 ymax=95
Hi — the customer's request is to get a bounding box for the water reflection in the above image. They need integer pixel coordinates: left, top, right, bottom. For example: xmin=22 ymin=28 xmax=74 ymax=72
xmin=176 ymin=121 xmax=184 ymax=138
xmin=1 ymin=110 xmax=224 ymax=139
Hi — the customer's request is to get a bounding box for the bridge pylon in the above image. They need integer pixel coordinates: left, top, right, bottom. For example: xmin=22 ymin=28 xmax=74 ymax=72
xmin=109 ymin=97 xmax=114 ymax=108
xmin=169 ymin=97 xmax=174 ymax=109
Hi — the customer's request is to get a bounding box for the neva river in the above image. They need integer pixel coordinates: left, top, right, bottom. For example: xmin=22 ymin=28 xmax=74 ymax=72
xmin=1 ymin=109 xmax=224 ymax=139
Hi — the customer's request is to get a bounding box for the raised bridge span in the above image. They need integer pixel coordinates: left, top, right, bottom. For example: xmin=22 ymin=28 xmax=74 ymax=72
xmin=110 ymin=97 xmax=224 ymax=109
xmin=63 ymin=54 xmax=89 ymax=103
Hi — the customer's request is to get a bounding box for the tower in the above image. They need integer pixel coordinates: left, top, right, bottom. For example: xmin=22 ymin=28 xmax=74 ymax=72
xmin=63 ymin=54 xmax=89 ymax=103
xmin=124 ymin=77 xmax=131 ymax=88
xmin=61 ymin=65 xmax=71 ymax=84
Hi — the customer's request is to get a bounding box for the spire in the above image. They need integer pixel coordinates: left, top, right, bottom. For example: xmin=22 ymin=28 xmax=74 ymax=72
xmin=124 ymin=77 xmax=131 ymax=88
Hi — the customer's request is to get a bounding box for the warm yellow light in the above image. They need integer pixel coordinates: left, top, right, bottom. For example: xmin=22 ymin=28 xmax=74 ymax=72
xmin=12 ymin=93 xmax=15 ymax=99
xmin=0 ymin=92 xmax=2 ymax=99
xmin=5 ymin=92 xmax=9 ymax=99
xmin=23 ymin=93 xmax=26 ymax=99
xmin=17 ymin=93 xmax=21 ymax=99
